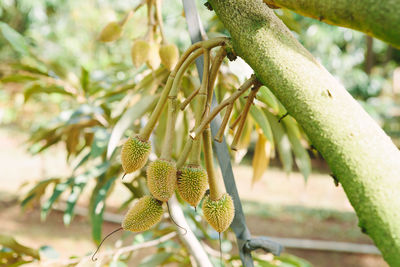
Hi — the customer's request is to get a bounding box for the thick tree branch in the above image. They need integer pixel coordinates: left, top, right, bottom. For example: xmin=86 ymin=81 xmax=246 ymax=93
xmin=209 ymin=0 xmax=400 ymax=265
xmin=263 ymin=0 xmax=400 ymax=48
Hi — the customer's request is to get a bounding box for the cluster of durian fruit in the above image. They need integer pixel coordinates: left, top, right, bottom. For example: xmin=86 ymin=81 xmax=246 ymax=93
xmin=96 ymin=1 xmax=263 ymax=258
xmin=121 ymin=135 xmax=234 ymax=234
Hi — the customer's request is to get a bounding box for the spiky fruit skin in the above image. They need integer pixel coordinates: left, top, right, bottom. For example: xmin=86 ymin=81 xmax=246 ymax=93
xmin=131 ymin=40 xmax=151 ymax=68
xmin=121 ymin=136 xmax=151 ymax=174
xmin=146 ymin=43 xmax=161 ymax=70
xmin=122 ymin=195 xmax=163 ymax=232
xmin=159 ymin=44 xmax=179 ymax=71
xmin=147 ymin=159 xmax=177 ymax=202
xmin=99 ymin=22 xmax=122 ymax=42
xmin=203 ymin=193 xmax=235 ymax=233
xmin=177 ymin=165 xmax=208 ymax=207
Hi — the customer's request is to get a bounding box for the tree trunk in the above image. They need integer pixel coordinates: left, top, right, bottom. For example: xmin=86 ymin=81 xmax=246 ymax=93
xmin=209 ymin=0 xmax=400 ymax=265
xmin=263 ymin=0 xmax=400 ymax=49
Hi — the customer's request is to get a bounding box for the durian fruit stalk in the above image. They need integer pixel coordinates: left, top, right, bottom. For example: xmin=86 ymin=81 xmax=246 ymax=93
xmin=202 ymin=128 xmax=235 ymax=233
xmin=176 ymin=49 xmax=210 ymax=207
xmin=122 ymin=195 xmax=164 ymax=232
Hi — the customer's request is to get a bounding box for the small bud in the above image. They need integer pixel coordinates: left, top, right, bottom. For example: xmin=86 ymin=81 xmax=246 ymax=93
xmin=159 ymin=44 xmax=179 ymax=71
xmin=98 ymin=22 xmax=123 ymax=42
xmin=131 ymin=40 xmax=151 ymax=68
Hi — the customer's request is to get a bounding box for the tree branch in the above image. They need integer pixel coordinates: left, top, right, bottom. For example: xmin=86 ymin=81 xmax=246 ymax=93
xmin=209 ymin=0 xmax=400 ymax=265
xmin=263 ymin=0 xmax=400 ymax=48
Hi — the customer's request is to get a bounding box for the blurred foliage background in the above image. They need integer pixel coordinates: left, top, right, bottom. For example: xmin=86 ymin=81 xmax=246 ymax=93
xmin=0 ymin=0 xmax=398 ymax=266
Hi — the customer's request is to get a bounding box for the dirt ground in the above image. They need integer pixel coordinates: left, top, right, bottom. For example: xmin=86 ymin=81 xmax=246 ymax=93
xmin=0 ymin=127 xmax=388 ymax=266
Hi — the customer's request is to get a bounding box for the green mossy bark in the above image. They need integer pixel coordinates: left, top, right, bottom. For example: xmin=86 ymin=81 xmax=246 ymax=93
xmin=264 ymin=0 xmax=400 ymax=48
xmin=209 ymin=0 xmax=400 ymax=265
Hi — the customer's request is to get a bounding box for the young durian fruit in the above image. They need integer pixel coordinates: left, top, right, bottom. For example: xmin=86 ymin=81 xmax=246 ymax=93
xmin=131 ymin=40 xmax=151 ymax=68
xmin=177 ymin=165 xmax=208 ymax=207
xmin=122 ymin=195 xmax=164 ymax=232
xmin=202 ymin=193 xmax=235 ymax=233
xmin=121 ymin=136 xmax=151 ymax=174
xmin=98 ymin=21 xmax=123 ymax=42
xmin=159 ymin=43 xmax=179 ymax=71
xmin=147 ymin=159 xmax=177 ymax=202
xmin=146 ymin=42 xmax=161 ymax=70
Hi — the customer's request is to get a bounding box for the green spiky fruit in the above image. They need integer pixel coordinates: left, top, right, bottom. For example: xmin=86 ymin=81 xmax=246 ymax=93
xmin=98 ymin=22 xmax=122 ymax=42
xmin=146 ymin=42 xmax=161 ymax=70
xmin=121 ymin=136 xmax=151 ymax=174
xmin=203 ymin=193 xmax=235 ymax=233
xmin=131 ymin=40 xmax=151 ymax=67
xmin=177 ymin=165 xmax=208 ymax=207
xmin=147 ymin=159 xmax=177 ymax=202
xmin=122 ymin=195 xmax=163 ymax=232
xmin=159 ymin=44 xmax=179 ymax=71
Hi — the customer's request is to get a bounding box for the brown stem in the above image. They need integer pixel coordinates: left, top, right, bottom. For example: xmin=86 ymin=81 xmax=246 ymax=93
xmin=231 ymin=83 xmax=261 ymax=150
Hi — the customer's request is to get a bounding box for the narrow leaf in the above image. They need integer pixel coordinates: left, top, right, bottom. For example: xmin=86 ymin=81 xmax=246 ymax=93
xmin=264 ymin=110 xmax=293 ymax=174
xmin=41 ymin=179 xmax=73 ymax=221
xmin=257 ymin=86 xmax=279 ymax=112
xmin=0 ymin=235 xmax=40 ymax=259
xmin=283 ymin=118 xmax=311 ymax=181
xmin=0 ymin=22 xmax=29 ymax=55
xmin=90 ymin=177 xmax=116 ymax=243
xmin=249 ymin=105 xmax=274 ymax=144
xmin=107 ymin=94 xmax=158 ymax=158
xmin=252 ymin=131 xmax=271 ymax=185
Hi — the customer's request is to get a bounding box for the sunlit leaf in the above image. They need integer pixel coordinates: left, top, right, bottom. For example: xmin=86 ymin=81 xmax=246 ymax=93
xmin=41 ymin=179 xmax=73 ymax=221
xmin=90 ymin=128 xmax=110 ymax=158
xmin=264 ymin=111 xmax=293 ymax=174
xmin=63 ymin=181 xmax=87 ymax=225
xmin=0 ymin=74 xmax=38 ymax=83
xmin=90 ymin=176 xmax=117 ymax=243
xmin=252 ymin=131 xmax=271 ymax=185
xmin=21 ymin=178 xmax=59 ymax=209
xmin=276 ymin=253 xmax=313 ymax=267
xmin=24 ymin=82 xmax=73 ymax=102
xmin=80 ymin=67 xmax=90 ymax=93
xmin=107 ymin=94 xmax=158 ymax=158
xmin=283 ymin=118 xmax=311 ymax=181
xmin=249 ymin=105 xmax=274 ymax=144
xmin=257 ymin=86 xmax=279 ymax=113
xmin=0 ymin=235 xmax=40 ymax=259
xmin=0 ymin=22 xmax=30 ymax=56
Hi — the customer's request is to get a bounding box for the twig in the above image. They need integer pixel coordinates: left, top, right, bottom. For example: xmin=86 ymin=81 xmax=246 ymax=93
xmin=231 ymin=83 xmax=261 ymax=150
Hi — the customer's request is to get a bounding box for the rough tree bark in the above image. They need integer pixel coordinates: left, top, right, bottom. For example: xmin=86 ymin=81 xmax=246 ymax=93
xmin=263 ymin=0 xmax=400 ymax=49
xmin=208 ymin=0 xmax=400 ymax=265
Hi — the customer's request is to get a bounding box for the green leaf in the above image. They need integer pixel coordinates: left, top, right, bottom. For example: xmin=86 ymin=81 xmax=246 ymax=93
xmin=0 ymin=235 xmax=40 ymax=259
xmin=249 ymin=105 xmax=274 ymax=144
xmin=0 ymin=22 xmax=30 ymax=56
xmin=90 ymin=177 xmax=117 ymax=243
xmin=276 ymin=253 xmax=313 ymax=267
xmin=264 ymin=111 xmax=293 ymax=174
xmin=21 ymin=178 xmax=59 ymax=209
xmin=138 ymin=252 xmax=173 ymax=267
xmin=63 ymin=181 xmax=87 ymax=225
xmin=90 ymin=128 xmax=110 ymax=159
xmin=257 ymin=86 xmax=279 ymax=112
xmin=41 ymin=179 xmax=73 ymax=221
xmin=107 ymin=94 xmax=158 ymax=158
xmin=24 ymin=82 xmax=73 ymax=102
xmin=80 ymin=67 xmax=90 ymax=93
xmin=283 ymin=118 xmax=311 ymax=181
xmin=0 ymin=74 xmax=38 ymax=83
